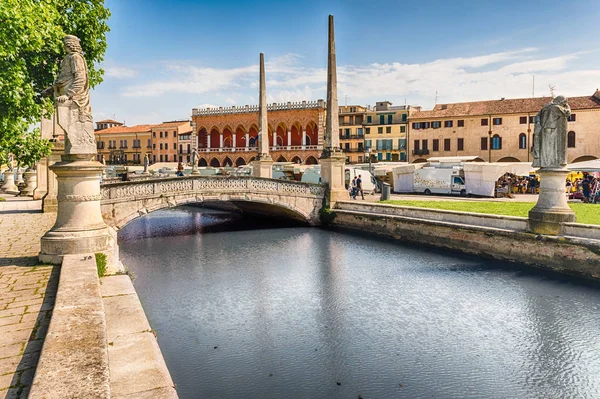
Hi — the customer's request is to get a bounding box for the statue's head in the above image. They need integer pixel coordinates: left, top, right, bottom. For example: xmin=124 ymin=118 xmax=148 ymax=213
xmin=63 ymin=35 xmax=83 ymax=54
xmin=552 ymin=95 xmax=568 ymax=106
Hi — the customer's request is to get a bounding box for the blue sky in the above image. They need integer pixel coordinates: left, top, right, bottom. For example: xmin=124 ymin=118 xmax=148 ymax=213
xmin=93 ymin=0 xmax=600 ymax=125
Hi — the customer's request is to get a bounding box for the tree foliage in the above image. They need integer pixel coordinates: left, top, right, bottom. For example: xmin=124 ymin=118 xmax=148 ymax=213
xmin=0 ymin=0 xmax=110 ymax=164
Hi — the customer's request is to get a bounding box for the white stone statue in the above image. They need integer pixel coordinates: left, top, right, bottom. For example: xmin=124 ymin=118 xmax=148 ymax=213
xmin=532 ymin=96 xmax=570 ymax=169
xmin=143 ymin=153 xmax=149 ymax=173
xmin=191 ymin=148 xmax=198 ymax=166
xmin=42 ymin=35 xmax=96 ymax=155
xmin=101 ymin=155 xmax=106 ymax=165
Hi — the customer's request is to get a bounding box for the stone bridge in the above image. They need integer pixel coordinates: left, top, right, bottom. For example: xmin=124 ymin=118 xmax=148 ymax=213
xmin=100 ymin=175 xmax=326 ymax=229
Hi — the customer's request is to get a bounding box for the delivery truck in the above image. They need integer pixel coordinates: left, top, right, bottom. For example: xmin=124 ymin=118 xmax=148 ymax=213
xmin=413 ymin=166 xmax=466 ymax=196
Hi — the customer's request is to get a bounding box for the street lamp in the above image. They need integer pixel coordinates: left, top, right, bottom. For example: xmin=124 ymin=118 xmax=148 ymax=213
xmin=365 ymin=147 xmax=372 ymax=175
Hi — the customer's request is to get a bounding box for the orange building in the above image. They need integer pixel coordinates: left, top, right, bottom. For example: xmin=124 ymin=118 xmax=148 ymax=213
xmin=150 ymin=121 xmax=192 ymax=163
xmin=191 ymin=100 xmax=325 ymax=167
xmin=95 ymin=124 xmax=153 ymax=164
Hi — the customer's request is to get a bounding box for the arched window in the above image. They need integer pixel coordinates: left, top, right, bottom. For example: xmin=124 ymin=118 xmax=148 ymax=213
xmin=518 ymin=133 xmax=526 ymax=149
xmin=492 ymin=134 xmax=502 ymax=150
xmin=568 ymin=131 xmax=576 ymax=148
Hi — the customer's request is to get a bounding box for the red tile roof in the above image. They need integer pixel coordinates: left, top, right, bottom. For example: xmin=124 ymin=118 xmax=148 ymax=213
xmin=94 ymin=124 xmax=155 ymax=134
xmin=96 ymin=119 xmax=123 ymax=124
xmin=151 ymin=121 xmax=190 ymax=129
xmin=410 ymin=93 xmax=600 ymax=119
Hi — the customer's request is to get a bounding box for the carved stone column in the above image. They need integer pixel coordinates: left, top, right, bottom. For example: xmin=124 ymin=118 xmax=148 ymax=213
xmin=287 ymin=130 xmax=291 ymax=147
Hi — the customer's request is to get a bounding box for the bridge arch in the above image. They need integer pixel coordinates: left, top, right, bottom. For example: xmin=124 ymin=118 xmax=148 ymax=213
xmin=100 ymin=176 xmax=325 ymax=229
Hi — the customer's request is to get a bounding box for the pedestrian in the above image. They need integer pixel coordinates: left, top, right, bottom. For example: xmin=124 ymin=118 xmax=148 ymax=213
xmin=582 ymin=177 xmax=591 ymax=203
xmin=351 ymin=176 xmax=357 ymax=199
xmin=357 ymin=174 xmax=364 ymax=200
xmin=177 ymin=161 xmax=184 ymax=177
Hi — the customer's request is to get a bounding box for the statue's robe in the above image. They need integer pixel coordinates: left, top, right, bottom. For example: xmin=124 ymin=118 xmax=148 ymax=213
xmin=532 ymin=103 xmax=569 ymax=169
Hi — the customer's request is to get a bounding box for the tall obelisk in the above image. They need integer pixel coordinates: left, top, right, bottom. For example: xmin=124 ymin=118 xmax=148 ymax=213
xmin=252 ymin=53 xmax=273 ymax=178
xmin=320 ymin=15 xmax=348 ymax=204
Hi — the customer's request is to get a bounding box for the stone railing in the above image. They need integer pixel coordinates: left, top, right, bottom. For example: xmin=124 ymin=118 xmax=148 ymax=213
xmin=192 ymin=100 xmax=325 ymax=116
xmin=100 ymin=175 xmax=325 ymax=201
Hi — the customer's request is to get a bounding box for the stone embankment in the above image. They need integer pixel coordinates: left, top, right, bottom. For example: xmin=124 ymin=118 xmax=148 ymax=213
xmin=29 ymin=256 xmax=177 ymax=398
xmin=331 ymin=201 xmax=600 ymax=279
xmin=1 ymin=197 xmax=177 ymax=398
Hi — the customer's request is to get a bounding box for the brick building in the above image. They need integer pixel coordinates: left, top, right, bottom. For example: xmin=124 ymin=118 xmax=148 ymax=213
xmin=191 ymin=100 xmax=326 ymax=167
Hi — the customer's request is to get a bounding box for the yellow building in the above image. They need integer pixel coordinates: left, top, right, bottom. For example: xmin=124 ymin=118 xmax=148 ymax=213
xmin=364 ymin=101 xmax=411 ymax=162
xmin=408 ymin=90 xmax=600 ymax=163
xmin=339 ymin=105 xmax=366 ymax=163
xmin=95 ymin=124 xmax=153 ymax=164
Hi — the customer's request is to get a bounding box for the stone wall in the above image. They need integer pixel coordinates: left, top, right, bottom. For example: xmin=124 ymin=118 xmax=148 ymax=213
xmin=331 ymin=202 xmax=600 ymax=279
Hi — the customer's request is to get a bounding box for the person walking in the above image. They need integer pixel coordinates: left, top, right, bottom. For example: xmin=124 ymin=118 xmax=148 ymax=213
xmin=357 ymin=174 xmax=364 ymax=200
xmin=351 ymin=176 xmax=358 ymax=199
xmin=176 ymin=161 xmax=184 ymax=177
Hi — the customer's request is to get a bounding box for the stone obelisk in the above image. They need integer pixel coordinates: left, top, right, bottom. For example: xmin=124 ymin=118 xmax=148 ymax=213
xmin=39 ymin=35 xmax=116 ymax=269
xmin=319 ymin=15 xmax=348 ymax=204
xmin=252 ymin=53 xmax=273 ymax=178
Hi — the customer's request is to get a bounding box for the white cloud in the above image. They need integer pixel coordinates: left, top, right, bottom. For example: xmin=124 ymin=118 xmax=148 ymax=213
xmin=104 ymin=66 xmax=138 ymax=79
xmin=108 ymin=48 xmax=599 ymax=122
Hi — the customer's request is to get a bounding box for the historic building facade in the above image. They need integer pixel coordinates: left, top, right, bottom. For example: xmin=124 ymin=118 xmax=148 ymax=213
xmin=150 ymin=121 xmax=192 ymax=163
xmin=407 ymin=90 xmax=600 ymax=163
xmin=191 ymin=100 xmax=326 ymax=167
xmin=339 ymin=105 xmax=366 ymax=164
xmin=364 ymin=102 xmax=411 ymax=162
xmin=95 ymin=124 xmax=153 ymax=164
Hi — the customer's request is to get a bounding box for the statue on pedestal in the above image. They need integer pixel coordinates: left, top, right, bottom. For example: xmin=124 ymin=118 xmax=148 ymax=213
xmin=532 ymin=96 xmax=570 ymax=169
xmin=143 ymin=153 xmax=149 ymax=173
xmin=528 ymin=95 xmax=575 ymax=234
xmin=42 ymin=35 xmax=95 ymax=155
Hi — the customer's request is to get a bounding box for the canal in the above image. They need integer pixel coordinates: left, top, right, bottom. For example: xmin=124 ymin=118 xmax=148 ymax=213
xmin=119 ymin=206 xmax=600 ymax=399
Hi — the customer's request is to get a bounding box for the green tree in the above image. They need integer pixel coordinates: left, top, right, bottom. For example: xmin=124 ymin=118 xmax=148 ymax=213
xmin=12 ymin=129 xmax=53 ymax=169
xmin=0 ymin=0 xmax=110 ymax=155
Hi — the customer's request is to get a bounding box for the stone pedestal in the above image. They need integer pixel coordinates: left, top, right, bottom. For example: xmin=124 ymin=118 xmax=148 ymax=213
xmin=43 ymin=142 xmax=64 ymax=212
xmin=1 ymin=170 xmax=19 ymax=195
xmin=320 ymin=151 xmax=348 ymax=204
xmin=20 ymin=169 xmax=37 ymax=197
xmin=39 ymin=156 xmax=113 ymax=264
xmin=252 ymin=157 xmax=273 ymax=179
xmin=33 ymin=157 xmax=49 ymax=200
xmin=15 ymin=169 xmax=24 ymax=185
xmin=529 ymin=168 xmax=575 ymax=235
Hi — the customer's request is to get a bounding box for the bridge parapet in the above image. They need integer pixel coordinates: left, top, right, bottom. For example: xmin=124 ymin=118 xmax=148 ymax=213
xmin=100 ymin=176 xmax=325 ymax=228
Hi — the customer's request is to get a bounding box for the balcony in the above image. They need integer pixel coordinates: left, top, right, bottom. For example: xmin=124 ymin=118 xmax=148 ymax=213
xmin=339 ymin=134 xmax=364 ymax=140
xmin=412 ymin=149 xmax=430 ymax=155
xmin=343 ymin=148 xmax=364 ymax=153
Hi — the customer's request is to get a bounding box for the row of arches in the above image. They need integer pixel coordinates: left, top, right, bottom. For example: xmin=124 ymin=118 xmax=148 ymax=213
xmin=197 ymin=155 xmax=320 ymax=168
xmin=197 ymin=121 xmax=319 ymax=149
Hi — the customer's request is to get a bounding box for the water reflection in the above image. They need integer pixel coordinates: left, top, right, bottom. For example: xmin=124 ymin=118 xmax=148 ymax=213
xmin=119 ymin=206 xmax=600 ymax=399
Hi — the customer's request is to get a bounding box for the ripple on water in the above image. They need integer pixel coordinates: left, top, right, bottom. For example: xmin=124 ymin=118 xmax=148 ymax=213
xmin=119 ymin=207 xmax=600 ymax=399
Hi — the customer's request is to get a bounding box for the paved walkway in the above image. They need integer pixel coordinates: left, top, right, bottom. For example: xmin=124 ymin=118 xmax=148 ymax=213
xmin=0 ymin=196 xmax=57 ymax=399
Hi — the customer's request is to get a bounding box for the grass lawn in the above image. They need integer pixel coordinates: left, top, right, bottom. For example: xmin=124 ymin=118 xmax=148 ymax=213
xmin=380 ymin=200 xmax=600 ymax=226
xmin=0 ymin=197 xmax=5 ymax=201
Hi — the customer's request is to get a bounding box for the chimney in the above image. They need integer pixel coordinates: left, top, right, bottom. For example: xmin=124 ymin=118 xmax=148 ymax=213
xmin=594 ymin=89 xmax=600 ymax=100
